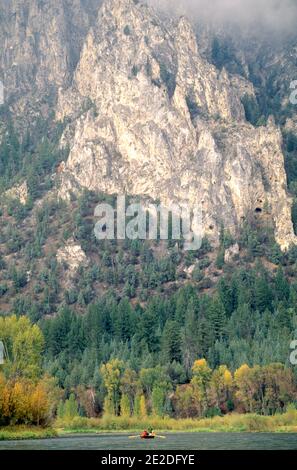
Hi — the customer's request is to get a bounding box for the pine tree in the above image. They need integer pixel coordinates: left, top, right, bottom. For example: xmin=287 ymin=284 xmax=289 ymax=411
xmin=208 ymin=296 xmax=226 ymax=340
xmin=182 ymin=302 xmax=199 ymax=374
xmin=215 ymin=248 xmax=225 ymax=269
xmin=254 ymin=275 xmax=272 ymax=313
xmin=275 ymin=303 xmax=292 ymax=330
xmin=161 ymin=320 xmax=182 ymax=363
xmin=275 ymin=266 xmax=290 ymax=302
xmin=217 ymin=277 xmax=237 ymax=316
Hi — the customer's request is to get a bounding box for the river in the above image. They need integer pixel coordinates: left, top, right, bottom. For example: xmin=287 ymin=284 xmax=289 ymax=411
xmin=0 ymin=433 xmax=296 ymax=450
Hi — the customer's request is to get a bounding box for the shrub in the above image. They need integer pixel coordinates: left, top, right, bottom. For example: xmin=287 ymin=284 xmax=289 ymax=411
xmin=124 ymin=25 xmax=131 ymax=36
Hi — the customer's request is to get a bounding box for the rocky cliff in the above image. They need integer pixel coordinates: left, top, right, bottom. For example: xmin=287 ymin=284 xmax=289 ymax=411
xmin=0 ymin=0 xmax=295 ymax=250
xmin=0 ymin=0 xmax=97 ymax=122
xmin=54 ymin=0 xmax=295 ymax=249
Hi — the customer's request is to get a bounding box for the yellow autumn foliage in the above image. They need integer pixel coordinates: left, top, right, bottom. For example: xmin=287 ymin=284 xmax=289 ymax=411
xmin=0 ymin=375 xmax=59 ymax=426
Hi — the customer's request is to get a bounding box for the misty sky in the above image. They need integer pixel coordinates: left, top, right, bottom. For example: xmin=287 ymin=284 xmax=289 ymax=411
xmin=147 ymin=0 xmax=297 ymax=35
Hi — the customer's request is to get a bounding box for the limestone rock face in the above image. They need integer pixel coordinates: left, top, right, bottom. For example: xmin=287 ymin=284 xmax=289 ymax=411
xmin=1 ymin=0 xmax=294 ymax=250
xmin=5 ymin=181 xmax=28 ymax=205
xmin=56 ymin=240 xmax=89 ymax=275
xmin=0 ymin=0 xmax=97 ymax=122
xmin=53 ymin=0 xmax=295 ymax=250
xmin=225 ymin=243 xmax=240 ymax=263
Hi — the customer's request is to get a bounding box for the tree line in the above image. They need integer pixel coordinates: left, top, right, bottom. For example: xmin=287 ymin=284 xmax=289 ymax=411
xmin=96 ymin=358 xmax=296 ymax=419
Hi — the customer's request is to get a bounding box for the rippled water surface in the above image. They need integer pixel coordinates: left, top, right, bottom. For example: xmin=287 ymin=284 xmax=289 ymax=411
xmin=0 ymin=433 xmax=296 ymax=450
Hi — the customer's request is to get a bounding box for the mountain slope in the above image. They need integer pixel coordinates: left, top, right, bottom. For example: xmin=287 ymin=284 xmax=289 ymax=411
xmin=0 ymin=0 xmax=297 ymax=318
xmin=0 ymin=0 xmax=97 ymax=123
xmin=54 ymin=0 xmax=295 ymax=249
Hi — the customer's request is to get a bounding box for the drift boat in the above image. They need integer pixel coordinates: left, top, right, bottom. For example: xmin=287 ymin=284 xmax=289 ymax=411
xmin=141 ymin=433 xmax=155 ymax=440
xmin=129 ymin=432 xmax=165 ymax=440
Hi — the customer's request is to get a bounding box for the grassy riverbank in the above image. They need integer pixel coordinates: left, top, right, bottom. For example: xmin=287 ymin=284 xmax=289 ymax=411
xmin=1 ymin=409 xmax=297 ymax=440
xmin=57 ymin=408 xmax=297 ymax=434
xmin=0 ymin=426 xmax=57 ymax=441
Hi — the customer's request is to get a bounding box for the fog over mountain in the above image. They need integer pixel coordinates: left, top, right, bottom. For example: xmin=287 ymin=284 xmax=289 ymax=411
xmin=148 ymin=0 xmax=297 ymax=37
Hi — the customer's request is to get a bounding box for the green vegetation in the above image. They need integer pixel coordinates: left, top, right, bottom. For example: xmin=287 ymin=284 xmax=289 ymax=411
xmin=186 ymin=95 xmax=201 ymax=121
xmin=56 ymin=407 xmax=297 ymax=433
xmin=241 ymin=94 xmax=264 ymax=127
xmin=0 ymin=123 xmax=297 ymax=436
xmin=1 ymin=12 xmax=297 ymax=442
xmin=0 ymin=113 xmax=67 ymax=197
xmin=284 ymin=132 xmax=297 ymax=235
xmin=0 ymin=426 xmax=57 ymax=441
xmin=211 ymin=37 xmax=244 ymax=76
xmin=0 ymin=192 xmax=297 ymax=434
xmin=0 ymin=316 xmax=61 ymax=427
xmin=0 ymin=312 xmax=296 ymax=434
xmin=2 ymin=408 xmax=297 ymax=439
xmin=124 ymin=25 xmax=131 ymax=36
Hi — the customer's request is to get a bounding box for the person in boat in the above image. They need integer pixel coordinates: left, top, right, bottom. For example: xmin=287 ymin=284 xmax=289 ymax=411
xmin=148 ymin=427 xmax=154 ymax=436
xmin=140 ymin=428 xmax=155 ymax=438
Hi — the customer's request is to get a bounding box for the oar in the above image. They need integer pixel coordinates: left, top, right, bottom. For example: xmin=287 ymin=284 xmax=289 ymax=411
xmin=155 ymin=435 xmax=166 ymax=439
